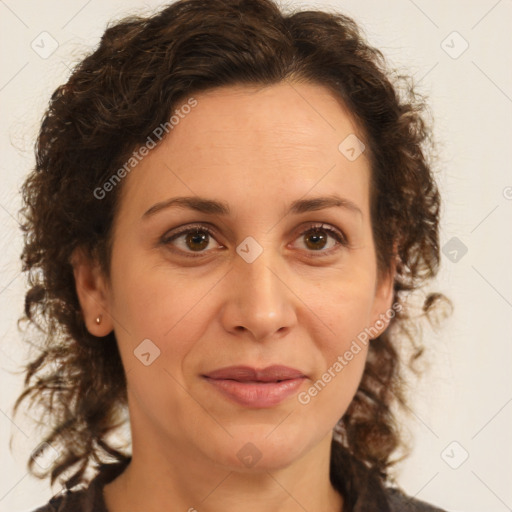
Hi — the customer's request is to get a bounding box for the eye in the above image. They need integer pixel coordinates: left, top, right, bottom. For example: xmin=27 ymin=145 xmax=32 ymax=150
xmin=161 ymin=222 xmax=348 ymax=257
xmin=161 ymin=224 xmax=222 ymax=255
xmin=293 ymin=223 xmax=347 ymax=255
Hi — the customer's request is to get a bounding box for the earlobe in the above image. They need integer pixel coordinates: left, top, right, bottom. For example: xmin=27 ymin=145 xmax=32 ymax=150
xmin=70 ymin=248 xmax=113 ymax=337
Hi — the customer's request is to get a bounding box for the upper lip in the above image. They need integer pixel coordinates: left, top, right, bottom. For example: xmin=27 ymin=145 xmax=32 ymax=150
xmin=203 ymin=365 xmax=306 ymax=382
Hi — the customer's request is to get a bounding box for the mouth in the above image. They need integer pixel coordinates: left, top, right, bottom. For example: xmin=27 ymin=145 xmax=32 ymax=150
xmin=202 ymin=365 xmax=307 ymax=408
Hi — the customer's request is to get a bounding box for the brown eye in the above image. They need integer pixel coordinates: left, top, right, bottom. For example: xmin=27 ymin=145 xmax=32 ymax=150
xmin=303 ymin=228 xmax=329 ymax=250
xmin=293 ymin=224 xmax=347 ymax=255
xmin=184 ymin=230 xmax=210 ymax=251
xmin=162 ymin=225 xmax=222 ymax=255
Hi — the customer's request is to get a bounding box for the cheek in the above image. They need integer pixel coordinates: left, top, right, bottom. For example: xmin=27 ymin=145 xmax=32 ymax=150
xmin=107 ymin=253 xmax=219 ymax=393
xmin=307 ymin=267 xmax=377 ymax=346
xmin=299 ymin=345 xmax=368 ymax=411
xmin=110 ymin=254 xmax=211 ymax=340
xmin=109 ymin=264 xmax=213 ymax=421
xmin=296 ymin=270 xmax=375 ymax=418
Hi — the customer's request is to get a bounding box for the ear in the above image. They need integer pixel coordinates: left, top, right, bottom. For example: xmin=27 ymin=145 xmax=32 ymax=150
xmin=70 ymin=247 xmax=114 ymax=337
xmin=368 ymin=259 xmax=397 ymax=340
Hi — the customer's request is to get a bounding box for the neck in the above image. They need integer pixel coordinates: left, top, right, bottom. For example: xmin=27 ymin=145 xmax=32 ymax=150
xmin=104 ymin=420 xmax=343 ymax=512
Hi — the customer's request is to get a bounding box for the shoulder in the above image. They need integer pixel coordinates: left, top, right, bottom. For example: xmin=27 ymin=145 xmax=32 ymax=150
xmin=330 ymin=442 xmax=447 ymax=512
xmin=28 ymin=458 xmax=130 ymax=512
xmin=28 ymin=487 xmax=92 ymax=512
xmin=384 ymin=487 xmax=447 ymax=512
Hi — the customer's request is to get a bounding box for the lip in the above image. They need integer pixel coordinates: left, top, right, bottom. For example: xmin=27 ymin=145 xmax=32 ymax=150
xmin=202 ymin=365 xmax=307 ymax=408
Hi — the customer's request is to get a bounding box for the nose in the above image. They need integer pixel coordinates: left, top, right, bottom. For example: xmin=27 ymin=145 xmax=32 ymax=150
xmin=220 ymin=249 xmax=298 ymax=342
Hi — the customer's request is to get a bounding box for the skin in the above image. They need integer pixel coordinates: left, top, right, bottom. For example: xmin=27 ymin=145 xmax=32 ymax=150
xmin=72 ymin=81 xmax=395 ymax=512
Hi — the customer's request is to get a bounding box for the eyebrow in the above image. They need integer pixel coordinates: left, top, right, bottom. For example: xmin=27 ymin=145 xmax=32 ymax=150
xmin=142 ymin=194 xmax=362 ymax=219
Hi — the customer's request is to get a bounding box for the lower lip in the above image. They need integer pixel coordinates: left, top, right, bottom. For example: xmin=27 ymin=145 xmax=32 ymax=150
xmin=203 ymin=377 xmax=306 ymax=408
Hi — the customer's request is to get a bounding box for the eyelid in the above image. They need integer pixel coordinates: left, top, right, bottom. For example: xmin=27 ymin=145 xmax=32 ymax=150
xmin=293 ymin=222 xmax=347 ymax=244
xmin=162 ymin=222 xmax=218 ymax=241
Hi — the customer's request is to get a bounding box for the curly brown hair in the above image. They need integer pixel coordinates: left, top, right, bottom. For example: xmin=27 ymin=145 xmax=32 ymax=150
xmin=12 ymin=0 xmax=447 ymax=500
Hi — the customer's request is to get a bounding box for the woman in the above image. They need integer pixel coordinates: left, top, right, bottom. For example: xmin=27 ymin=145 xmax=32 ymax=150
xmin=14 ymin=0 xmax=448 ymax=510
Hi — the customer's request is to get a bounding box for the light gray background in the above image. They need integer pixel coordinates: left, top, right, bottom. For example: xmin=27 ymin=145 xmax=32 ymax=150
xmin=1 ymin=1 xmax=511 ymax=511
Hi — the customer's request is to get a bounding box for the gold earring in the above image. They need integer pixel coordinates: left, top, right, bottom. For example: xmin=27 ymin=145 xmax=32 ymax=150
xmin=95 ymin=315 xmax=102 ymax=325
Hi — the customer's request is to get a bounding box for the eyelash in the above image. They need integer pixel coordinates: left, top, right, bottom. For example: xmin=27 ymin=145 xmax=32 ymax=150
xmin=161 ymin=222 xmax=348 ymax=258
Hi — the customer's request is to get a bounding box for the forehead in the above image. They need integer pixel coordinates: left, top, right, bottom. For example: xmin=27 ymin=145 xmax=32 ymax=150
xmin=117 ymin=81 xmax=370 ymax=217
xmin=174 ymin=81 xmax=359 ymax=148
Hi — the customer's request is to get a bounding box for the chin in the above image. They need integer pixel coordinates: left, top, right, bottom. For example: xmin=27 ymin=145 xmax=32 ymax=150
xmin=203 ymin=430 xmax=314 ymax=473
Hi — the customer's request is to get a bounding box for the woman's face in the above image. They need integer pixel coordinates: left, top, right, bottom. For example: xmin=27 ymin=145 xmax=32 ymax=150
xmin=76 ymin=82 xmax=394 ymax=471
